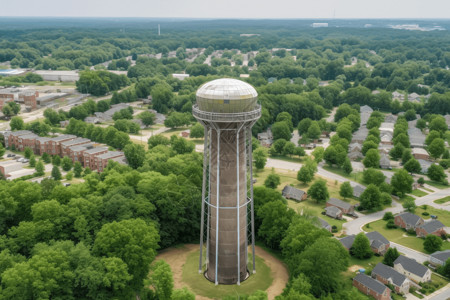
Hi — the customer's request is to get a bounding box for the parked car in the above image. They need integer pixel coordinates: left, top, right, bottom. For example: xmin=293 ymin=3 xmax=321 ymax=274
xmin=7 ymin=153 xmax=16 ymax=157
xmin=22 ymin=159 xmax=29 ymax=163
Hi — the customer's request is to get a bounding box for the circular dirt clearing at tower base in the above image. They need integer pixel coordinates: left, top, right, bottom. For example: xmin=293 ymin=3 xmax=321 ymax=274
xmin=155 ymin=244 xmax=288 ymax=300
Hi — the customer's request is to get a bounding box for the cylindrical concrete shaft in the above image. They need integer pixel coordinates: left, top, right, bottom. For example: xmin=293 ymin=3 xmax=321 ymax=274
xmin=207 ymin=128 xmax=247 ymax=284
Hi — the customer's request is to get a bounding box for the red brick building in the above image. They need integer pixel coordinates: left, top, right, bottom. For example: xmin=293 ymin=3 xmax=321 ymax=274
xmin=68 ymin=144 xmax=93 ymax=165
xmin=17 ymin=133 xmax=38 ymax=152
xmin=394 ymin=212 xmax=424 ymax=230
xmin=353 ymin=274 xmax=391 ymax=300
xmin=6 ymin=130 xmax=33 ymax=149
xmin=95 ymin=151 xmax=125 ymax=172
xmin=60 ymin=137 xmax=90 ymax=157
xmin=35 ymin=137 xmax=51 ymax=155
xmin=47 ymin=135 xmax=76 ymax=156
xmin=416 ymin=220 xmax=446 ymax=238
xmin=83 ymin=147 xmax=108 ymax=170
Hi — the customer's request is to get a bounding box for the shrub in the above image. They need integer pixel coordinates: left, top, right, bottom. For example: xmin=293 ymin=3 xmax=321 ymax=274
xmin=407 ymin=229 xmax=416 ymax=235
xmin=386 ymin=220 xmax=397 ymax=229
xmin=383 ymin=212 xmax=394 ymax=221
xmin=331 ymin=225 xmax=338 ymax=233
xmin=422 ymin=212 xmax=430 ymax=216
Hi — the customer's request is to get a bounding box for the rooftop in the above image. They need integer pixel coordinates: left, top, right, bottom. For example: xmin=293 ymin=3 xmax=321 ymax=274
xmin=430 ymin=250 xmax=450 ymax=263
xmin=354 ymin=274 xmax=388 ymax=295
xmin=327 ymin=198 xmax=353 ymax=210
xmin=419 ymin=220 xmax=445 ymax=234
xmin=372 ymin=263 xmax=408 ymax=287
xmin=394 ymin=255 xmax=429 ymax=277
xmin=396 ymin=212 xmax=422 ymax=227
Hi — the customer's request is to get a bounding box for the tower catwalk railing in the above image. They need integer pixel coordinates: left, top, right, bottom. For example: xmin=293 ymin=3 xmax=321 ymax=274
xmin=196 ymin=106 xmax=260 ymax=285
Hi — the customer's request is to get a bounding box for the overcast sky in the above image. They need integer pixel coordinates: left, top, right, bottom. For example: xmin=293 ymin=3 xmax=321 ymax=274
xmin=1 ymin=0 xmax=450 ymax=19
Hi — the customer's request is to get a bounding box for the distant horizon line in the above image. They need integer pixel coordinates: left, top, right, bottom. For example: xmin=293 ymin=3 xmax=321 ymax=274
xmin=1 ymin=16 xmax=450 ymax=20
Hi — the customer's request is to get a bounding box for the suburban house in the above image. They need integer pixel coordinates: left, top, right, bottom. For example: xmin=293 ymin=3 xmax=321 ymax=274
xmin=353 ymin=185 xmax=366 ymax=198
xmin=372 ymin=263 xmax=410 ymax=295
xmin=353 ymin=274 xmax=391 ymax=300
xmin=366 ymin=231 xmax=390 ymax=255
xmin=429 ymin=250 xmax=450 ymax=267
xmin=394 ymin=255 xmax=431 ymax=283
xmin=360 ymin=105 xmax=373 ymax=114
xmin=379 ymin=154 xmax=391 ymax=169
xmin=326 ymin=198 xmax=355 ymax=214
xmin=349 ymin=143 xmax=362 ymax=153
xmin=391 ymin=92 xmax=405 ymax=101
xmin=257 ymin=128 xmax=273 ymax=148
xmin=385 ymin=113 xmax=398 ymax=123
xmin=339 ymin=234 xmax=356 ymax=250
xmin=416 ymin=220 xmax=446 ymax=238
xmin=339 ymin=232 xmax=389 ymax=255
xmin=412 ymin=148 xmax=429 ymax=160
xmin=325 ymin=206 xmax=342 ymax=220
xmin=351 ymin=127 xmax=369 ymax=144
xmin=380 ymin=133 xmax=393 ymax=145
xmin=394 ymin=212 xmax=424 ymax=230
xmin=348 ymin=151 xmax=364 ymax=161
xmin=418 ymin=159 xmax=432 ymax=173
xmin=317 ymin=218 xmax=332 ymax=232
xmin=408 ymin=128 xmax=426 ymax=149
xmin=282 ymin=185 xmax=307 ymax=202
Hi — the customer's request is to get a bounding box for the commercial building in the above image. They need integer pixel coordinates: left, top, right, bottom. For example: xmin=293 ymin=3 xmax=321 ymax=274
xmin=34 ymin=70 xmax=79 ymax=82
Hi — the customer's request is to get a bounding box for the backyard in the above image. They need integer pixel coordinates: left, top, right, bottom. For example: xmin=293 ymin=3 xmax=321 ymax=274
xmin=365 ymin=219 xmax=450 ymax=253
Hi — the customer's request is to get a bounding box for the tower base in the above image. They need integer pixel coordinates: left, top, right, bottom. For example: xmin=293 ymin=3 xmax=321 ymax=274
xmin=204 ymin=269 xmax=250 ymax=285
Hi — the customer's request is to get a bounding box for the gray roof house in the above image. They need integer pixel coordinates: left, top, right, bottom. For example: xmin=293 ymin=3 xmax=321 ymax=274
xmin=394 ymin=212 xmax=424 ymax=230
xmin=326 ymin=198 xmax=354 ymax=214
xmin=394 ymin=255 xmax=431 ymax=283
xmin=325 ymin=206 xmax=342 ymax=219
xmin=282 ymin=185 xmax=307 ymax=202
xmin=349 ymin=143 xmax=362 ymax=152
xmin=416 ymin=220 xmax=446 ymax=238
xmin=353 ymin=185 xmax=366 ymax=198
xmin=418 ymin=159 xmax=432 ymax=173
xmin=385 ymin=113 xmax=398 ymax=123
xmin=372 ymin=263 xmax=410 ymax=295
xmin=379 ymin=154 xmax=391 ymax=169
xmin=429 ymin=250 xmax=450 ymax=267
xmin=366 ymin=231 xmax=390 ymax=255
xmin=408 ymin=128 xmax=426 ymax=148
xmin=348 ymin=151 xmax=364 ymax=161
xmin=360 ymin=105 xmax=373 ymax=113
xmin=339 ymin=235 xmax=356 ymax=250
xmin=339 ymin=232 xmax=390 ymax=255
xmin=317 ymin=218 xmax=332 ymax=232
xmin=351 ymin=127 xmax=369 ymax=144
xmin=353 ymin=274 xmax=391 ymax=299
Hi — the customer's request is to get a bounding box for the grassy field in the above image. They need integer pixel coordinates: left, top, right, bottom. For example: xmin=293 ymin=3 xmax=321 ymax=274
xmin=254 ymin=167 xmax=359 ymax=233
xmin=322 ymin=165 xmax=364 ymax=184
xmin=434 ymin=196 xmax=450 ymax=204
xmin=182 ymin=251 xmax=273 ymax=299
xmin=365 ymin=220 xmax=450 ymax=253
xmin=425 ymin=180 xmax=449 ymax=189
xmin=416 ymin=206 xmax=450 ymax=226
xmin=410 ymin=189 xmax=428 ymax=197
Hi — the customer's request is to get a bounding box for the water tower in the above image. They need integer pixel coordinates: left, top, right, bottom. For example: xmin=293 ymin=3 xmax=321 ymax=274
xmin=194 ymin=78 xmax=261 ymax=285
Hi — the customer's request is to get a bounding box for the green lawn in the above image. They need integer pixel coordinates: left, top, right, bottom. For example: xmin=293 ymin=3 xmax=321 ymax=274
xmin=182 ymin=250 xmax=273 ymax=298
xmin=322 ymin=165 xmax=364 ymax=184
xmin=269 ymin=155 xmax=303 ymax=163
xmin=399 ymin=195 xmax=415 ymax=202
xmin=365 ymin=220 xmax=450 ymax=253
xmin=416 ymin=206 xmax=450 ymax=226
xmin=410 ymin=189 xmax=428 ymax=197
xmin=254 ymin=167 xmax=361 ymax=233
xmin=425 ymin=180 xmax=449 ymax=189
xmin=287 ymin=198 xmax=347 ymax=232
xmin=434 ymin=196 xmax=450 ymax=204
